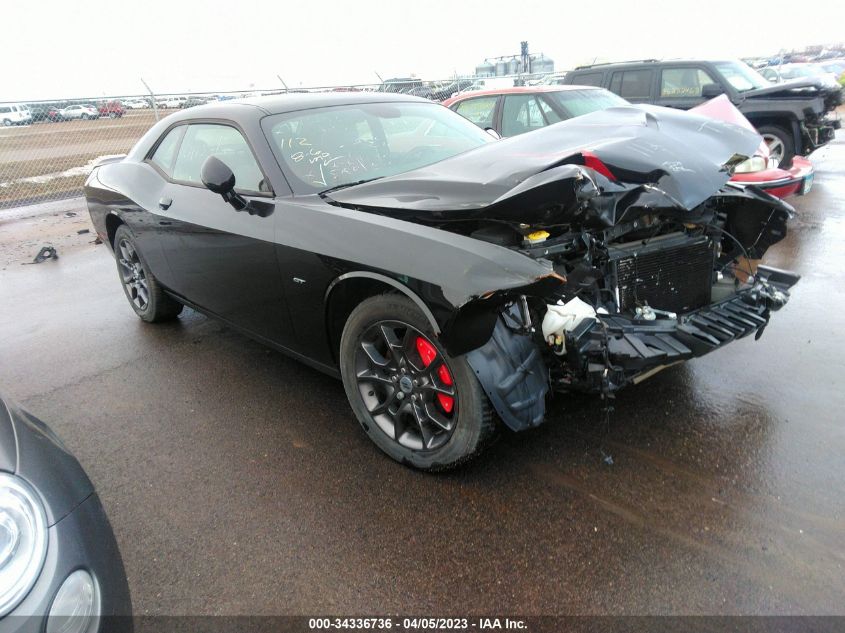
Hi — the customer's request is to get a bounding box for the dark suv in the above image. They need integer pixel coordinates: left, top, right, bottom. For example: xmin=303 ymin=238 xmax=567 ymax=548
xmin=564 ymin=59 xmax=842 ymax=166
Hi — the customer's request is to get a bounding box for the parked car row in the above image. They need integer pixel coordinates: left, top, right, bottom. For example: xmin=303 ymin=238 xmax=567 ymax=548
xmin=759 ymin=63 xmax=842 ymax=89
xmin=4 ymin=101 xmax=126 ymax=124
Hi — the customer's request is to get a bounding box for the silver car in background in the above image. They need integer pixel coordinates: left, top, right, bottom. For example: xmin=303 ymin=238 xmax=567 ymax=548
xmin=58 ymin=105 xmax=99 ymax=120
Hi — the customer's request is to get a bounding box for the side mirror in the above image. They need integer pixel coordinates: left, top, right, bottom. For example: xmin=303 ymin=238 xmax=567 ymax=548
xmin=701 ymin=83 xmax=724 ymax=99
xmin=201 ymin=156 xmax=246 ymax=210
xmin=484 ymin=127 xmax=502 ymax=140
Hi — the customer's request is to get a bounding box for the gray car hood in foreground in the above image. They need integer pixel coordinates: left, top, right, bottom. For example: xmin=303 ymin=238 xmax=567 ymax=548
xmin=326 ymin=104 xmax=763 ymax=222
xmin=0 ymin=396 xmax=94 ymax=526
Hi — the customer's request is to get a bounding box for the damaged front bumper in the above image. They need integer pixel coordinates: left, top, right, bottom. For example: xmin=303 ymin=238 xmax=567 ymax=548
xmin=803 ymin=117 xmax=840 ymax=153
xmin=562 ymin=265 xmax=800 ymax=395
xmin=466 ymin=266 xmax=799 ymax=432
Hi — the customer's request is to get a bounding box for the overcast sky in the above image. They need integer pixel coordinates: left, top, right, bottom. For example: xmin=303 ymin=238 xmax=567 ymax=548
xmin=4 ymin=0 xmax=844 ymax=101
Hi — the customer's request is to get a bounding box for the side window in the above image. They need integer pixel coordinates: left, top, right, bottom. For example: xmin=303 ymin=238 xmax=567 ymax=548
xmin=537 ymin=97 xmax=563 ymax=124
xmin=150 ymin=126 xmax=186 ymax=177
xmin=501 ymin=95 xmax=546 ymax=137
xmin=574 ymin=72 xmax=604 ymax=87
xmin=660 ymin=68 xmax=718 ymax=97
xmin=609 ymin=70 xmax=653 ymax=99
xmin=454 ymin=97 xmax=498 ymax=128
xmin=172 ymin=124 xmax=267 ymax=193
xmin=0 ymin=107 xmax=10 ymax=114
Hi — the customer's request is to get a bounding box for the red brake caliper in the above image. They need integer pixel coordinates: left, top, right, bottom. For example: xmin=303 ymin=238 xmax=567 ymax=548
xmin=415 ymin=336 xmax=454 ymax=414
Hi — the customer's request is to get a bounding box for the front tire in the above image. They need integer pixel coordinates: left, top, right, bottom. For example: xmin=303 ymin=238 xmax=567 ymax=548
xmin=758 ymin=124 xmax=795 ymax=167
xmin=113 ymin=225 xmax=182 ymax=323
xmin=340 ymin=294 xmax=495 ymax=471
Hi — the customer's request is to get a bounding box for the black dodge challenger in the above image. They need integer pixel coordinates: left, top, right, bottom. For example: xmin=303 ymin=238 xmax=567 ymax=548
xmin=85 ymin=93 xmax=799 ymax=470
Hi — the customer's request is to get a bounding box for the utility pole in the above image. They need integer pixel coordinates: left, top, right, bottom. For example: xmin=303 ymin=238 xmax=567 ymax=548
xmin=521 ymin=41 xmax=530 ymax=74
xmin=140 ymin=77 xmax=159 ymax=121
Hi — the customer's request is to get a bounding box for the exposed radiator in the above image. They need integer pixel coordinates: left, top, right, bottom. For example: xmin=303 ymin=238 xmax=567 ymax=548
xmin=610 ymin=234 xmax=715 ymax=315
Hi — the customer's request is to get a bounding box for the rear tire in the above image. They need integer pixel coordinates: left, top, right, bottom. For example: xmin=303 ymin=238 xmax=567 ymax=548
xmin=113 ymin=225 xmax=183 ymax=323
xmin=340 ymin=294 xmax=496 ymax=471
xmin=758 ymin=124 xmax=795 ymax=167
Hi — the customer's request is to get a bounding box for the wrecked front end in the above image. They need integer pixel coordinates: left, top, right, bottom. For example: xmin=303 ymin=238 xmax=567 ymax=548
xmin=328 ymin=105 xmax=800 ymax=432
xmin=461 ymin=180 xmax=798 ymax=431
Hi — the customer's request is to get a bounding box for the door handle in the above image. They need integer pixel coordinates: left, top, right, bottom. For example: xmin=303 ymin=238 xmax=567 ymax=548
xmin=158 ymin=197 xmax=172 ymax=210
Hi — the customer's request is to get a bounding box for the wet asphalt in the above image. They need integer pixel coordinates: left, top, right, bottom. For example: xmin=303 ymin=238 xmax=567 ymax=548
xmin=0 ymin=137 xmax=843 ymax=617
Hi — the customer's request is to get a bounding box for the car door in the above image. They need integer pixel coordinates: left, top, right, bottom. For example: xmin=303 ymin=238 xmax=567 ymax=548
xmin=146 ymin=121 xmax=294 ymax=346
xmin=655 ymin=65 xmax=721 ymax=109
xmin=499 ymin=94 xmax=550 ymax=137
xmin=607 ymin=69 xmax=655 ymax=104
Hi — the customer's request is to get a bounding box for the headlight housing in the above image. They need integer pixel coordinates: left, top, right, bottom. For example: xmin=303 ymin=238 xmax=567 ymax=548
xmin=732 ymin=156 xmax=771 ymax=174
xmin=0 ymin=473 xmax=48 ymax=616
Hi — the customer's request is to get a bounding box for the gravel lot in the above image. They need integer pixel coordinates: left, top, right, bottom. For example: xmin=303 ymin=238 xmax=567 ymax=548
xmin=0 ymin=110 xmax=161 ymax=207
xmin=0 ymin=134 xmax=843 ymax=616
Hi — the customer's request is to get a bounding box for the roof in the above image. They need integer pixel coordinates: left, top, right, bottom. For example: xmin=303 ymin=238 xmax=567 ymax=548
xmin=572 ymin=59 xmax=735 ymax=71
xmin=187 ymin=91 xmax=430 ymax=117
xmin=125 ymin=92 xmax=438 ymax=161
xmin=441 ymin=85 xmax=604 ymax=106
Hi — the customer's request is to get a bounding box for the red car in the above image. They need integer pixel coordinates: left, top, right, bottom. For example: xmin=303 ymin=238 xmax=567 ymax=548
xmin=45 ymin=106 xmax=62 ymax=122
xmin=97 ymin=100 xmax=125 ymax=118
xmin=443 ymin=87 xmax=814 ymax=198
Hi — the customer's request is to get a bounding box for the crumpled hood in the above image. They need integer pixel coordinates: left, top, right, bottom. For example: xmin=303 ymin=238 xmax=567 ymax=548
xmin=741 ymin=77 xmax=834 ymax=98
xmin=326 ymin=104 xmax=762 ymax=221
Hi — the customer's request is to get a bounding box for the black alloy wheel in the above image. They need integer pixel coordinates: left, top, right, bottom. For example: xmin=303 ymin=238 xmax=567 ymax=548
xmin=340 ymin=294 xmax=495 ymax=471
xmin=354 ymin=320 xmax=458 ymax=452
xmin=112 ymin=225 xmax=182 ymax=323
xmin=117 ymin=237 xmax=149 ymax=312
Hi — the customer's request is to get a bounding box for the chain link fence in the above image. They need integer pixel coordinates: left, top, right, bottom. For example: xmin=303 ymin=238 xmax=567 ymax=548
xmin=0 ymin=74 xmax=558 ymax=210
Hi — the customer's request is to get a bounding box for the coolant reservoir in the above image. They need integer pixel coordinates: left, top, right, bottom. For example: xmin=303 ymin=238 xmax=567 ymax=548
xmin=541 ymin=297 xmax=598 ymax=341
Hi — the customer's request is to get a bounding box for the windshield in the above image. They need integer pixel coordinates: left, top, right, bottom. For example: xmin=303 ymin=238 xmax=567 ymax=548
xmin=548 ymin=89 xmax=628 ymax=118
xmin=263 ymin=102 xmax=493 ymax=194
xmin=713 ymin=61 xmax=770 ymax=92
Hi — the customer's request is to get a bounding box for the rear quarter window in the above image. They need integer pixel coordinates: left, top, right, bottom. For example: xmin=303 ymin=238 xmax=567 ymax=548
xmin=609 ymin=70 xmax=653 ymax=99
xmin=454 ymin=96 xmax=498 ymax=128
xmin=149 ymin=126 xmax=186 ymax=177
xmin=572 ymin=72 xmax=604 ymax=87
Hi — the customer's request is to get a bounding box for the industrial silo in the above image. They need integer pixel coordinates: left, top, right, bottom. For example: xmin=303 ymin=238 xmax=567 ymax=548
xmin=475 ymin=60 xmax=495 ymax=77
xmin=531 ymin=54 xmax=555 ymax=74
